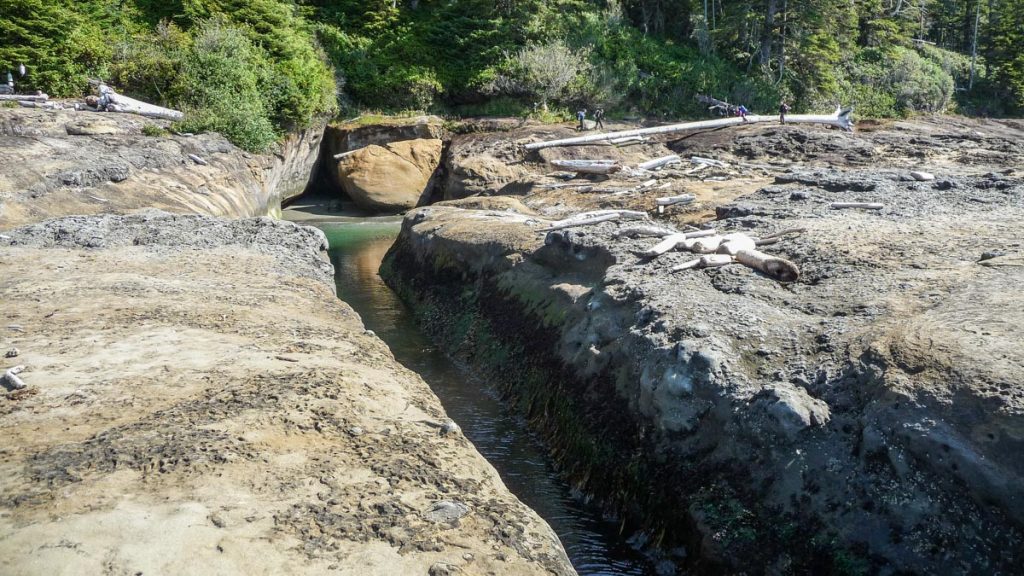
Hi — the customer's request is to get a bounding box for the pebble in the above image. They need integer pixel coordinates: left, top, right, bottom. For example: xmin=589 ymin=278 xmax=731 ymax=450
xmin=789 ymin=190 xmax=810 ymax=200
xmin=347 ymin=426 xmax=364 ymax=437
xmin=5 ymin=348 xmax=18 ymax=358
xmin=910 ymin=170 xmax=935 ymax=181
xmin=428 ymin=562 xmax=461 ymax=576
xmin=423 ymin=501 xmax=469 ymax=523
xmin=440 ymin=419 xmax=461 ymax=436
xmin=980 ymin=250 xmax=1006 ymax=261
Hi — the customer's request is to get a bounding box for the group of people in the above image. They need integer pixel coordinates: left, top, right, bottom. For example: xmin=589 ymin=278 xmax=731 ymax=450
xmin=573 ymin=100 xmax=792 ymax=131
xmin=734 ymin=100 xmax=791 ymax=123
xmin=576 ymin=107 xmax=605 ymax=131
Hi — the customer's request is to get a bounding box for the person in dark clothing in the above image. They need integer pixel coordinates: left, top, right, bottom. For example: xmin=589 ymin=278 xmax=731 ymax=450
xmin=779 ymin=101 xmax=791 ymax=124
xmin=577 ymin=108 xmax=587 ymax=131
xmin=594 ymin=108 xmax=605 ymax=130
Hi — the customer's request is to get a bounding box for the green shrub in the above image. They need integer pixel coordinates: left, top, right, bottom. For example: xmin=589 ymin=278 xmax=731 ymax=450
xmin=141 ymin=124 xmax=168 ymax=136
xmin=171 ymin=18 xmax=278 ymax=151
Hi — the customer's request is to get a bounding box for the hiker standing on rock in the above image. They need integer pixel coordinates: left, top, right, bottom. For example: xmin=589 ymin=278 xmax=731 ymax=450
xmin=737 ymin=104 xmax=749 ymax=122
xmin=577 ymin=108 xmax=587 ymax=131
xmin=779 ymin=100 xmax=790 ymax=124
xmin=594 ymin=108 xmax=605 ymax=130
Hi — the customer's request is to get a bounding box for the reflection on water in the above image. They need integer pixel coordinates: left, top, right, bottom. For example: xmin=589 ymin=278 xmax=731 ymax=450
xmin=317 ymin=220 xmax=654 ymax=576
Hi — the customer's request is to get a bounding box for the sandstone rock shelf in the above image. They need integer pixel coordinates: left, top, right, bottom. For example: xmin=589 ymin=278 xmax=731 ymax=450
xmin=0 ymin=212 xmax=575 ymax=576
xmin=0 ymin=108 xmax=323 ymax=230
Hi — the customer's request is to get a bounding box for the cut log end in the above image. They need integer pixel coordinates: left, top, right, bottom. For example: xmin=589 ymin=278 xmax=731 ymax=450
xmin=735 ymin=249 xmax=800 ymax=282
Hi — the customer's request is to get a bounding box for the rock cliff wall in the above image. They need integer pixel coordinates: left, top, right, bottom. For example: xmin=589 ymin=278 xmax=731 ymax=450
xmin=0 ymin=109 xmax=324 ymax=229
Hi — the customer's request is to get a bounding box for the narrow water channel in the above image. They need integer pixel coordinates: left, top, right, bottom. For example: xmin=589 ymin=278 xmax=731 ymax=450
xmin=314 ymin=219 xmax=655 ymax=576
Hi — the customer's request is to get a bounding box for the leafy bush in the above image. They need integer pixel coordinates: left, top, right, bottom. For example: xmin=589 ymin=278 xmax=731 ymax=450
xmin=2 ymin=0 xmax=336 ymax=151
xmin=172 ymin=19 xmax=279 ymax=151
xmin=489 ymin=41 xmax=591 ymax=109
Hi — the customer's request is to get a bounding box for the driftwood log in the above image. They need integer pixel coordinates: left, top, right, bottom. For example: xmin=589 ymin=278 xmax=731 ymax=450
xmin=642 ymin=229 xmax=717 ymax=258
xmin=524 ymin=106 xmax=854 ymax=150
xmin=0 ymin=93 xmax=48 ymax=102
xmin=2 ymin=365 xmax=26 ymax=390
xmin=98 ymin=83 xmax=184 ymax=121
xmin=637 ymin=155 xmax=682 ymax=171
xmin=672 ymin=254 xmax=734 ymax=271
xmin=655 ymin=194 xmax=696 ymax=207
xmin=830 ymin=202 xmax=883 ymax=210
xmin=540 ymin=209 xmax=648 ymax=232
xmin=548 ymin=159 xmax=622 ymax=174
xmin=716 ymin=233 xmax=757 ymax=255
xmin=735 ymin=249 xmax=800 ymax=282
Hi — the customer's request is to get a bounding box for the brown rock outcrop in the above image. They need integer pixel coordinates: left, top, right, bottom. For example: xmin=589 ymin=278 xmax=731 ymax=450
xmin=0 ymin=108 xmax=324 ymax=229
xmin=337 ymin=138 xmax=442 ymax=213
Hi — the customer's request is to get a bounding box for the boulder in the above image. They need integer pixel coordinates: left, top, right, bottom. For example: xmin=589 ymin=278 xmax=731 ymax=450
xmin=336 ymin=138 xmax=442 ymax=213
xmin=324 ymin=116 xmax=443 ymax=182
xmin=445 ymin=153 xmax=530 ymax=200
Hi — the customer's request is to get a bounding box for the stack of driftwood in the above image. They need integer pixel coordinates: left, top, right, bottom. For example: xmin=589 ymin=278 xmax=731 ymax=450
xmin=537 ymin=210 xmax=803 ymax=282
xmin=2 ymin=82 xmax=183 ymax=120
xmin=84 ymin=83 xmax=184 ymax=120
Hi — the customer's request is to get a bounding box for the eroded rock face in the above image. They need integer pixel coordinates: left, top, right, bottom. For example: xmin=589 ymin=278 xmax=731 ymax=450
xmin=380 ymin=118 xmax=1024 ymax=573
xmin=324 ymin=115 xmax=443 ymax=163
xmin=0 ymin=108 xmax=324 ymax=229
xmin=337 ymin=139 xmax=442 ymax=213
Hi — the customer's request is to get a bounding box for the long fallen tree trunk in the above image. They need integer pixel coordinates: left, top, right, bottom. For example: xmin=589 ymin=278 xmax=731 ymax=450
xmin=98 ymin=83 xmax=184 ymax=121
xmin=525 ymin=106 xmax=854 ymax=150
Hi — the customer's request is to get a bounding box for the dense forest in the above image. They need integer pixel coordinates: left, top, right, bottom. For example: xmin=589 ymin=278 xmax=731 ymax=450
xmin=1 ymin=0 xmax=1021 ymax=150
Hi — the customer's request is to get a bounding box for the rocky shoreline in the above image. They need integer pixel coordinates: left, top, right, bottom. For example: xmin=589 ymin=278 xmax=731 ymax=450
xmin=381 ymin=118 xmax=1024 ymax=572
xmin=0 ymin=212 xmax=574 ymax=575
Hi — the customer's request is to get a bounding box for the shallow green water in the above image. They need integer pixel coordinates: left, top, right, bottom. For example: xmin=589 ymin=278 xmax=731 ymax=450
xmin=316 ymin=220 xmax=655 ymax=576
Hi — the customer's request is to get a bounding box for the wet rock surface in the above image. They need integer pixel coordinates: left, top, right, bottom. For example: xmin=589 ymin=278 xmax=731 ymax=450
xmin=0 ymin=108 xmax=323 ymax=229
xmin=382 ymin=117 xmax=1024 ymax=572
xmin=0 ymin=212 xmax=573 ymax=576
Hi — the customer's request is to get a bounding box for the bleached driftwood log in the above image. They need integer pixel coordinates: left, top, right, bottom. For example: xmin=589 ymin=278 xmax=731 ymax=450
xmin=608 ymin=136 xmax=647 ymax=145
xmin=642 ymin=229 xmax=717 ymax=257
xmin=735 ymin=249 xmax=800 ymax=282
xmin=524 ymin=106 xmax=854 ymax=150
xmin=0 ymin=93 xmax=48 ymax=102
xmin=2 ymin=365 xmax=26 ymax=390
xmin=655 ymin=194 xmax=696 ymax=207
xmin=690 ymin=156 xmax=729 ymax=167
xmin=98 ymin=83 xmax=184 ymax=121
xmin=716 ymin=233 xmax=757 ymax=255
xmin=539 ymin=209 xmax=648 ymax=232
xmin=830 ymin=202 xmax=883 ymax=210
xmin=18 ymin=101 xmax=63 ymax=109
xmin=672 ymin=254 xmax=734 ymax=271
xmin=637 ymin=155 xmax=682 ymax=171
xmin=754 ymin=227 xmax=806 ymax=246
xmin=549 ymin=159 xmax=622 ymax=174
